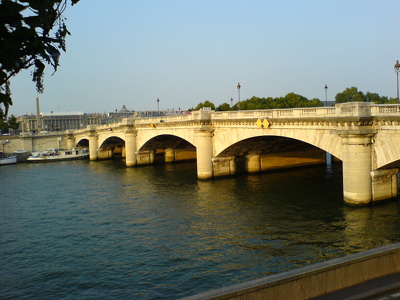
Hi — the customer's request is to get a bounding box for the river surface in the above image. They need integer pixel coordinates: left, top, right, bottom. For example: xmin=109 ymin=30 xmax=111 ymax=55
xmin=1 ymin=160 xmax=400 ymax=299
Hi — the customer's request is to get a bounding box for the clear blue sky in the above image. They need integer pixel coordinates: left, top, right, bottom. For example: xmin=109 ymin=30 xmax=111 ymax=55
xmin=8 ymin=0 xmax=400 ymax=116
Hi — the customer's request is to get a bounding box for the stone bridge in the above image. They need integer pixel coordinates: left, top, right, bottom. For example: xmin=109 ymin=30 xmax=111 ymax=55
xmin=67 ymin=102 xmax=400 ymax=206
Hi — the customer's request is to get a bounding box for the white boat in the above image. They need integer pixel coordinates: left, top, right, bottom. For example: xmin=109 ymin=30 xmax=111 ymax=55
xmin=13 ymin=150 xmax=27 ymax=154
xmin=0 ymin=153 xmax=17 ymax=165
xmin=27 ymin=148 xmax=89 ymax=162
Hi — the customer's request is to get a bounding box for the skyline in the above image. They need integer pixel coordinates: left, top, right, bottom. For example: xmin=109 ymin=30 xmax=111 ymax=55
xmin=8 ymin=0 xmax=400 ymax=116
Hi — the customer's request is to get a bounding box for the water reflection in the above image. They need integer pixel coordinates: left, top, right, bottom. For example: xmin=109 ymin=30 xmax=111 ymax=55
xmin=341 ymin=203 xmax=400 ymax=252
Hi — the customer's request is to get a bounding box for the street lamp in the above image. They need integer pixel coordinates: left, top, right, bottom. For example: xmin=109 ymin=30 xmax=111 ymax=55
xmin=237 ymin=82 xmax=241 ymax=109
xmin=157 ymin=98 xmax=160 ymax=114
xmin=324 ymin=84 xmax=328 ymax=106
xmin=395 ymin=60 xmax=400 ymax=102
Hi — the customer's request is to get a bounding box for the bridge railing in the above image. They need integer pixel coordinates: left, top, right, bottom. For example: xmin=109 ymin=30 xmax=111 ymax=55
xmin=72 ymin=103 xmax=400 ymax=133
xmin=134 ymin=113 xmax=194 ymax=125
xmin=371 ymin=104 xmax=400 ymax=115
xmin=211 ymin=106 xmax=336 ymax=120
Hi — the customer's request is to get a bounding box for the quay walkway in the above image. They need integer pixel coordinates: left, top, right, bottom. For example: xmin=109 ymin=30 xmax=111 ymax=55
xmin=182 ymin=243 xmax=400 ymax=300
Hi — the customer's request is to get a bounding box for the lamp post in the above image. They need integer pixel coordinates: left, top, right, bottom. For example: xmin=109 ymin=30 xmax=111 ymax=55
xmin=395 ymin=60 xmax=400 ymax=102
xmin=324 ymin=84 xmax=328 ymax=106
xmin=230 ymin=97 xmax=233 ymax=108
xmin=237 ymin=82 xmax=241 ymax=109
xmin=157 ymin=98 xmax=160 ymax=114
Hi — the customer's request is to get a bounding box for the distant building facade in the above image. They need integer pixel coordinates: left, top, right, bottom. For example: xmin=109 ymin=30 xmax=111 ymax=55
xmin=17 ymin=105 xmax=185 ymax=133
xmin=18 ymin=112 xmax=103 ymax=133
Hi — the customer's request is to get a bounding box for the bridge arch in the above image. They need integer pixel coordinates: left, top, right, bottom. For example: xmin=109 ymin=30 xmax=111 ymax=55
xmin=213 ymin=135 xmax=340 ymax=176
xmin=374 ymin=133 xmax=400 ymax=170
xmin=76 ymin=138 xmax=89 ymax=148
xmin=213 ymin=130 xmax=343 ymax=160
xmin=137 ymin=134 xmax=195 ymax=152
xmin=98 ymin=136 xmax=126 ymax=159
xmin=136 ymin=134 xmax=196 ymax=164
xmin=136 ymin=130 xmax=196 ymax=151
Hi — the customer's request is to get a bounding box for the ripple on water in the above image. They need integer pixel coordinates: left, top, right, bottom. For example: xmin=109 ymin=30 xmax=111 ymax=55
xmin=1 ymin=162 xmax=400 ymax=299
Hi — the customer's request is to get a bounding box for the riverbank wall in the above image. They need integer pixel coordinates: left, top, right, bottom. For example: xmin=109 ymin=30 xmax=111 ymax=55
xmin=183 ymin=243 xmax=400 ymax=300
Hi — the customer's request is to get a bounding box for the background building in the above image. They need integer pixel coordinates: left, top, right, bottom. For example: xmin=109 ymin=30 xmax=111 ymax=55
xmin=18 ymin=112 xmax=103 ymax=133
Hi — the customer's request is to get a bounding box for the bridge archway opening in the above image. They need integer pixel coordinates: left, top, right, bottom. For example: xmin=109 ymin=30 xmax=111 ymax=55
xmin=377 ymin=160 xmax=400 ymax=170
xmin=139 ymin=134 xmax=196 ymax=164
xmin=76 ymin=138 xmax=89 ymax=148
xmin=216 ymin=135 xmax=341 ymax=175
xmin=99 ymin=136 xmax=126 ymax=159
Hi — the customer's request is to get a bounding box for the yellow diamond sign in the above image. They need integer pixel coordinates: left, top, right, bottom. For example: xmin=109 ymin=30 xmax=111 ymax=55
xmin=256 ymin=119 xmax=270 ymax=128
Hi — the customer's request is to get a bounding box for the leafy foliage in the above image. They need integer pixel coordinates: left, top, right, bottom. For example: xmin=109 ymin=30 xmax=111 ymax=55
xmin=335 ymin=87 xmax=397 ymax=104
xmin=216 ymin=102 xmax=231 ymax=111
xmin=0 ymin=114 xmax=20 ymax=133
xmin=7 ymin=114 xmax=20 ymax=130
xmin=194 ymin=100 xmax=216 ymax=110
xmin=193 ymin=87 xmax=397 ymax=112
xmin=193 ymin=93 xmax=323 ymax=111
xmin=0 ymin=0 xmax=80 ymax=116
xmin=335 ymin=87 xmax=365 ymax=103
xmin=230 ymin=93 xmax=323 ymax=110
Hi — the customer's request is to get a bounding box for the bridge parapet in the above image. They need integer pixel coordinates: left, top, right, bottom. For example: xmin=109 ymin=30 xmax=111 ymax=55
xmin=134 ymin=113 xmax=193 ymax=125
xmin=371 ymin=104 xmax=400 ymax=116
xmin=336 ymin=102 xmax=400 ymax=118
xmin=212 ymin=107 xmax=336 ymax=120
xmin=72 ymin=103 xmax=400 ymax=134
xmin=134 ymin=110 xmax=211 ymax=125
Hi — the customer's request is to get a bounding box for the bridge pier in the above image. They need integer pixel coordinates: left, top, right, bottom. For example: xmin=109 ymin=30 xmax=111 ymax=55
xmin=88 ymin=133 xmax=98 ymax=161
xmin=136 ymin=150 xmax=156 ymax=165
xmin=212 ymin=156 xmax=236 ymax=177
xmin=196 ymin=130 xmax=214 ymax=180
xmin=165 ymin=148 xmax=175 ymax=163
xmin=98 ymin=149 xmax=113 ymax=159
xmin=164 ymin=148 xmax=196 ymax=163
xmin=66 ymin=135 xmax=75 ymax=149
xmin=340 ymin=132 xmax=375 ymax=206
xmin=176 ymin=149 xmax=197 ymax=161
xmin=371 ymin=169 xmax=399 ymax=203
xmin=246 ymin=152 xmax=262 ymax=173
xmin=125 ymin=131 xmax=137 ymax=167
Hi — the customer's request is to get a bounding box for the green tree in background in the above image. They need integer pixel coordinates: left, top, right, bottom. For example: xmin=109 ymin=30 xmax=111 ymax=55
xmin=216 ymin=103 xmax=231 ymax=111
xmin=0 ymin=109 xmax=5 ymax=129
xmin=335 ymin=87 xmax=365 ymax=103
xmin=0 ymin=114 xmax=20 ymax=134
xmin=0 ymin=0 xmax=80 ymax=116
xmin=7 ymin=114 xmax=20 ymax=130
xmin=194 ymin=100 xmax=215 ymax=110
xmin=228 ymin=93 xmax=323 ymax=110
xmin=335 ymin=87 xmax=397 ymax=104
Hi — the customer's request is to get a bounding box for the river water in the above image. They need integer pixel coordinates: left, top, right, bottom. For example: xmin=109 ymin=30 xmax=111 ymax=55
xmin=1 ymin=160 xmax=400 ymax=299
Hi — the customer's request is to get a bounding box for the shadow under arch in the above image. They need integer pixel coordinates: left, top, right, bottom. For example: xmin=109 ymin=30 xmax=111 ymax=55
xmin=98 ymin=136 xmax=126 ymax=159
xmin=215 ymin=135 xmax=341 ymax=175
xmin=138 ymin=134 xmax=196 ymax=164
